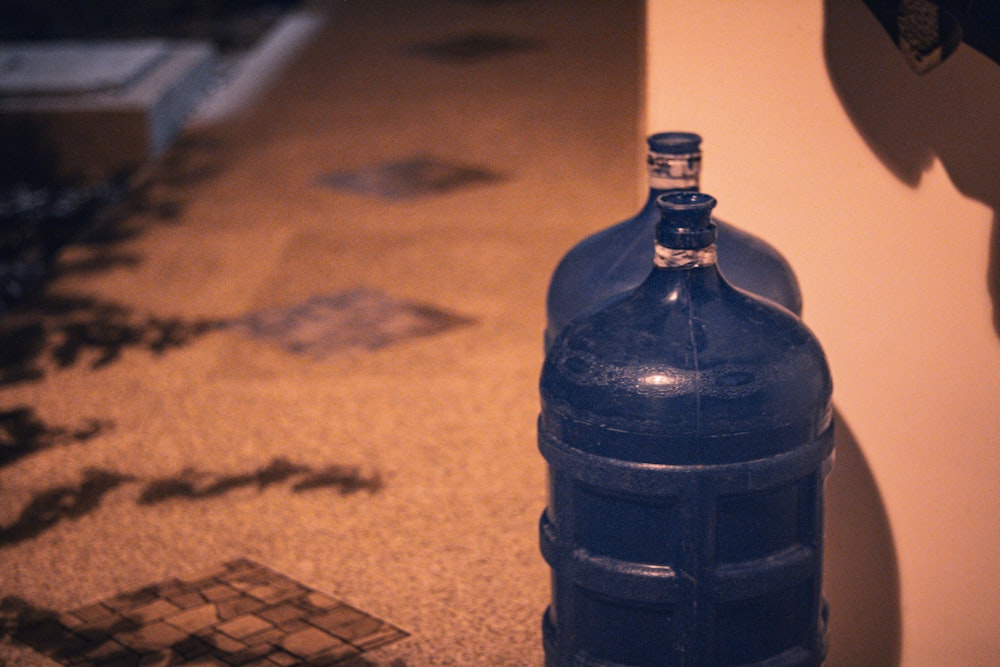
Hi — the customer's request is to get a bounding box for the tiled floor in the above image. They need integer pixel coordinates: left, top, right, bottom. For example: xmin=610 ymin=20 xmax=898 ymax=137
xmin=0 ymin=1 xmax=643 ymax=664
xmin=12 ymin=559 xmax=407 ymax=666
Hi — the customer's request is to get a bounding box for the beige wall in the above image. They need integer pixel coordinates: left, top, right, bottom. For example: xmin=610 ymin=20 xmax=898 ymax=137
xmin=646 ymin=1 xmax=999 ymax=665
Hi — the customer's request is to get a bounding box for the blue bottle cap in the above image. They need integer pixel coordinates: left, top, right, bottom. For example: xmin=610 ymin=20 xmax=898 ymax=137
xmin=647 ymin=132 xmax=702 ymax=155
xmin=655 ymin=191 xmax=718 ymax=249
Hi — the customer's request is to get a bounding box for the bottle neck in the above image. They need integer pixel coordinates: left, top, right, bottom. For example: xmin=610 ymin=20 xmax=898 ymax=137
xmin=653 ymin=243 xmax=718 ymax=269
xmin=647 ymin=150 xmax=701 ymax=191
xmin=651 ymin=191 xmax=719 ymax=272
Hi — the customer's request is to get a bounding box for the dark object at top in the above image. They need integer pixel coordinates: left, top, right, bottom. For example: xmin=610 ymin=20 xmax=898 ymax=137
xmin=0 ymin=0 xmax=303 ymax=53
xmin=862 ymin=0 xmax=1000 ymax=73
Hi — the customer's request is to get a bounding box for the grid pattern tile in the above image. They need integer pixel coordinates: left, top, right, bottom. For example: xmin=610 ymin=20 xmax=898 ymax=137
xmin=14 ymin=559 xmax=408 ymax=666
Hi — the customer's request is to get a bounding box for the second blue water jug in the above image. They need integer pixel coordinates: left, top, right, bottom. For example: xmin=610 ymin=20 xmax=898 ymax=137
xmin=544 ymin=132 xmax=803 ymax=350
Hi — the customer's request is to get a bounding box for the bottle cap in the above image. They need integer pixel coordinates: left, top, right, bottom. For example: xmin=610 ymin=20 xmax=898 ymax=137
xmin=647 ymin=132 xmax=702 ymax=155
xmin=656 ymin=192 xmax=718 ymax=249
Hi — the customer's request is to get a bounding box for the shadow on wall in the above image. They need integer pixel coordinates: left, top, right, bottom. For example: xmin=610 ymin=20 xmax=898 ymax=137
xmin=824 ymin=409 xmax=901 ymax=667
xmin=823 ymin=0 xmax=1000 ymax=338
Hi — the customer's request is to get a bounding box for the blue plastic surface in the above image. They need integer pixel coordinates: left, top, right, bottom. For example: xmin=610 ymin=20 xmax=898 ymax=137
xmin=544 ymin=132 xmax=803 ymax=350
xmin=539 ymin=192 xmax=833 ymax=666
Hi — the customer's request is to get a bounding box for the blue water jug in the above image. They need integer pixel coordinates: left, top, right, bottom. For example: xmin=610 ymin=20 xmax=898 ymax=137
xmin=539 ymin=192 xmax=833 ymax=666
xmin=544 ymin=132 xmax=802 ymax=350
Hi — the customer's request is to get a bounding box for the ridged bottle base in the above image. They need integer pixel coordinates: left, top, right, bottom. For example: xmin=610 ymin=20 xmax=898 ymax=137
xmin=543 ymin=604 xmax=828 ymax=667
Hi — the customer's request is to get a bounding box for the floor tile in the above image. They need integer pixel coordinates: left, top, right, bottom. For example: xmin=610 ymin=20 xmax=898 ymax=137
xmin=405 ymin=31 xmax=542 ymax=63
xmin=14 ymin=559 xmax=407 ymax=666
xmin=169 ymin=605 xmax=221 ymax=633
xmin=317 ymin=155 xmax=501 ymax=201
xmin=122 ymin=599 xmax=182 ymax=625
xmin=216 ymin=615 xmax=273 ymax=641
xmin=236 ymin=289 xmax=473 ymax=356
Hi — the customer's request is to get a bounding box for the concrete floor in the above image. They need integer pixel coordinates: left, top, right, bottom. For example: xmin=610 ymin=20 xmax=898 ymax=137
xmin=0 ymin=1 xmax=644 ymax=664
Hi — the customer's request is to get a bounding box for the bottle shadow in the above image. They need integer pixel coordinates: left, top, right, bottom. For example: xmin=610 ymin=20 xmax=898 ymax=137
xmin=822 ymin=0 xmax=1000 ymax=338
xmin=825 ymin=408 xmax=901 ymax=666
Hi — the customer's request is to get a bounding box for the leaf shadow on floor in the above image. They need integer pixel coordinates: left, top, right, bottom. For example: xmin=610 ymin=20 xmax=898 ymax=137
xmin=1 ymin=130 xmax=229 ymax=313
xmin=136 ymin=457 xmax=383 ymax=506
xmin=0 ymin=467 xmax=137 ymax=547
xmin=0 ymin=457 xmax=383 ymax=548
xmin=0 ymin=406 xmax=112 ymax=468
xmin=0 ymin=293 xmax=228 ymax=385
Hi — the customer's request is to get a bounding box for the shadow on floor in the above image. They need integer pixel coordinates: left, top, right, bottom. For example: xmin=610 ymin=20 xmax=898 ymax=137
xmin=137 ymin=458 xmax=383 ymax=505
xmin=0 ymin=458 xmax=382 ymax=547
xmin=0 ymin=468 xmax=137 ymax=547
xmin=404 ymin=31 xmax=542 ymax=64
xmin=1 ymin=123 xmax=229 ymax=317
xmin=0 ymin=293 xmax=225 ymax=385
xmin=0 ymin=406 xmax=112 ymax=468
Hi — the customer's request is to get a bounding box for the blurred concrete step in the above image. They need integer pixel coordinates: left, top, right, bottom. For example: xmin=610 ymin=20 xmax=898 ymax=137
xmin=0 ymin=40 xmax=217 ymax=183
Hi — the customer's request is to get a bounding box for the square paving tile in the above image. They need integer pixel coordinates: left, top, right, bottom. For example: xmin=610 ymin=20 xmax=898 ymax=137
xmin=405 ymin=31 xmax=543 ymax=63
xmin=216 ymin=615 xmax=273 ymax=641
xmin=318 ymin=155 xmax=502 ymax=201
xmin=236 ymin=289 xmax=473 ymax=357
xmin=13 ymin=559 xmax=408 ymax=666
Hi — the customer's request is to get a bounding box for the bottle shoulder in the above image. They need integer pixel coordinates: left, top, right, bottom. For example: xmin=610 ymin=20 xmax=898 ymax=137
xmin=548 ymin=209 xmax=657 ymax=287
xmin=545 ymin=207 xmax=658 ymax=347
xmin=715 ymin=219 xmax=803 ymax=315
xmin=545 ymin=206 xmax=804 ymax=351
xmin=542 ymin=271 xmax=831 ymax=443
xmin=550 ymin=272 xmax=818 ymax=369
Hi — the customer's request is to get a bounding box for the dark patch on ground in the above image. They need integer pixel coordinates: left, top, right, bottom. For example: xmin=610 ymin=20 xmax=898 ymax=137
xmin=1 ymin=459 xmax=382 ymax=546
xmin=0 ymin=293 xmax=226 ymax=385
xmin=138 ymin=459 xmax=383 ymax=505
xmin=0 ymin=406 xmax=112 ymax=467
xmin=0 ymin=468 xmax=137 ymax=546
xmin=406 ymin=31 xmax=543 ymax=63
xmin=318 ymin=155 xmax=504 ymax=202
